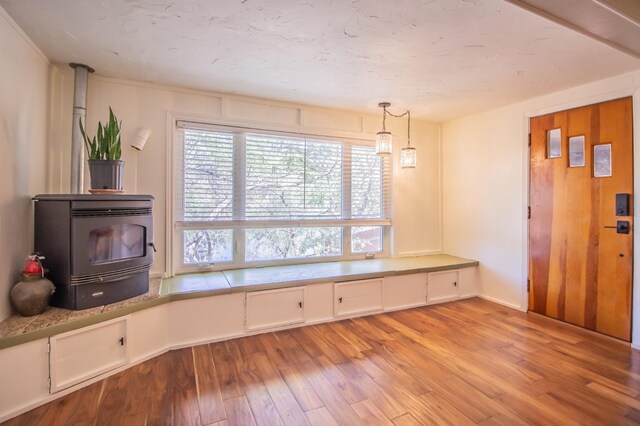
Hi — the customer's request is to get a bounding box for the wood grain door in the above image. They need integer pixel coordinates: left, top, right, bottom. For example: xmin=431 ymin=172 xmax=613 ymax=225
xmin=529 ymin=97 xmax=633 ymax=341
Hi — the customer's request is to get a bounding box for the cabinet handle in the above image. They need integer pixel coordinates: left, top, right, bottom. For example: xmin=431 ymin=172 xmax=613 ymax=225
xmin=453 ymin=282 xmax=457 ymax=287
xmin=298 ymin=301 xmax=303 ymax=308
xmin=339 ymin=297 xmax=343 ymax=303
xmin=119 ymin=337 xmax=125 ymax=346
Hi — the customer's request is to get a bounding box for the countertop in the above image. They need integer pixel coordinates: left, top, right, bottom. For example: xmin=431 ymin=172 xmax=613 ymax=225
xmin=0 ymin=254 xmax=478 ymax=349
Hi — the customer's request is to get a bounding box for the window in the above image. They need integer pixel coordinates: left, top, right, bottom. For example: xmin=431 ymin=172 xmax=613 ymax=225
xmin=175 ymin=122 xmax=391 ymax=271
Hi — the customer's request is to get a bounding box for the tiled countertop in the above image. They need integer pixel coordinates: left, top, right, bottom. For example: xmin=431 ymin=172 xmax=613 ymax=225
xmin=222 ymin=254 xmax=478 ymax=292
xmin=0 ymin=254 xmax=478 ymax=349
xmin=0 ymin=279 xmax=165 ymax=349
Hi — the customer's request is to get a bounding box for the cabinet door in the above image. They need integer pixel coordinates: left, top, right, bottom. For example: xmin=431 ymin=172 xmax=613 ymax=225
xmin=246 ymin=287 xmax=305 ymax=331
xmin=335 ymin=279 xmax=383 ymax=317
xmin=383 ymin=273 xmax=427 ymax=311
xmin=427 ymin=270 xmax=460 ymax=304
xmin=50 ymin=316 xmax=129 ymax=393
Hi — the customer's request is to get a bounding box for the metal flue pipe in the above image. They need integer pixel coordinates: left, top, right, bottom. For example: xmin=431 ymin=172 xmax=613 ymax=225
xmin=69 ymin=63 xmax=95 ymax=193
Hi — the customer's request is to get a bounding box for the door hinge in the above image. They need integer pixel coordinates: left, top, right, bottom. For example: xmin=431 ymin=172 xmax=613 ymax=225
xmin=528 ymin=133 xmax=531 ymax=147
xmin=47 ymin=341 xmax=51 ymax=354
xmin=528 ymin=206 xmax=531 ymax=219
xmin=47 ymin=376 xmax=51 ymax=392
xmin=527 ymin=279 xmax=530 ymax=292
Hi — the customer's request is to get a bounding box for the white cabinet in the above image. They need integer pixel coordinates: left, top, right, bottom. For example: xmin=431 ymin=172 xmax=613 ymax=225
xmin=383 ymin=273 xmax=427 ymax=311
xmin=427 ymin=270 xmax=460 ymax=304
xmin=49 ymin=316 xmax=129 ymax=393
xmin=334 ymin=278 xmax=383 ymax=317
xmin=246 ymin=287 xmax=305 ymax=331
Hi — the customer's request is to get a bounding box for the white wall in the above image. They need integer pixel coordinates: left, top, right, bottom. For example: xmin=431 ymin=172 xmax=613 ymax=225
xmin=47 ymin=68 xmax=442 ymax=276
xmin=442 ymin=70 xmax=640 ymax=343
xmin=0 ymin=7 xmax=49 ymax=320
xmin=442 ymin=107 xmax=525 ymax=309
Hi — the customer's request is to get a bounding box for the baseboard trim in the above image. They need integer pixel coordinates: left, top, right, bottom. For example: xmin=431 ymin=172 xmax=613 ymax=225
xmin=460 ymin=293 xmax=479 ymax=300
xmin=477 ymin=294 xmax=525 ymax=312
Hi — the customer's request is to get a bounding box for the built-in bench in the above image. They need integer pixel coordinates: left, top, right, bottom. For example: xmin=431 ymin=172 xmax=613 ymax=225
xmin=0 ymin=254 xmax=478 ymax=422
xmin=0 ymin=254 xmax=477 ymax=350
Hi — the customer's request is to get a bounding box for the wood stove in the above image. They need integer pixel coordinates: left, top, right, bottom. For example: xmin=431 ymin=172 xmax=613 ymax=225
xmin=33 ymin=194 xmax=155 ymax=310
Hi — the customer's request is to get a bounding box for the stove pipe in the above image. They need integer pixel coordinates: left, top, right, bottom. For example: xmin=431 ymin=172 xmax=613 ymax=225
xmin=69 ymin=63 xmax=95 ymax=194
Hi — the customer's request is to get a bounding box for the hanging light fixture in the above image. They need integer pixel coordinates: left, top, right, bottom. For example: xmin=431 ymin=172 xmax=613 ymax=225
xmin=375 ymin=102 xmax=392 ymax=155
xmin=375 ymin=102 xmax=416 ymax=168
xmin=400 ymin=110 xmax=416 ymax=168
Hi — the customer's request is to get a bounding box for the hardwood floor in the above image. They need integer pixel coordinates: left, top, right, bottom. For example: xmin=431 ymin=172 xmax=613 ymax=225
xmin=5 ymin=297 xmax=640 ymax=425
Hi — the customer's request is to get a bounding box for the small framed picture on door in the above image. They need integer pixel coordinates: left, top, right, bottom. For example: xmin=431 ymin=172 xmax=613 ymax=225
xmin=547 ymin=128 xmax=561 ymax=158
xmin=594 ymin=144 xmax=612 ymax=177
xmin=569 ymin=135 xmax=585 ymax=167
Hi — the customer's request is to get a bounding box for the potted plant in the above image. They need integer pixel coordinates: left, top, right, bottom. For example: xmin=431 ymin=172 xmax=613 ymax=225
xmin=79 ymin=107 xmax=124 ymax=192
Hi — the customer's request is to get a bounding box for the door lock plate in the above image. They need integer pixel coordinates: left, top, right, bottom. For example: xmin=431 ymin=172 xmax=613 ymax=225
xmin=617 ymin=221 xmax=630 ymax=234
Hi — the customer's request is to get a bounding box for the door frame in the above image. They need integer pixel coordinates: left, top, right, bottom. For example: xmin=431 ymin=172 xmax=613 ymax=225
xmin=522 ymin=85 xmax=640 ymax=347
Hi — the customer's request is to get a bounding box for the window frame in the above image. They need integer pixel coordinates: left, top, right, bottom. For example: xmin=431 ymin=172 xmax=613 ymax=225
xmin=172 ymin=120 xmax=391 ymax=274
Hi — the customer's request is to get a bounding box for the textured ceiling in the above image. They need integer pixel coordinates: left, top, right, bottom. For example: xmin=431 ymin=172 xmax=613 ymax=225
xmin=2 ymin=0 xmax=639 ymax=121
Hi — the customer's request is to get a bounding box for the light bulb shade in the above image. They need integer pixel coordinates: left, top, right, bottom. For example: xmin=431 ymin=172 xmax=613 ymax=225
xmin=376 ymin=131 xmax=392 ymax=155
xmin=131 ymin=127 xmax=152 ymax=151
xmin=401 ymin=146 xmax=417 ymax=168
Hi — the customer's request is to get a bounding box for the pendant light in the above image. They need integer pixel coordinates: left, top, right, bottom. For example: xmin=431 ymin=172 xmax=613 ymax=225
xmin=400 ymin=110 xmax=416 ymax=168
xmin=375 ymin=102 xmax=417 ymax=168
xmin=375 ymin=102 xmax=392 ymax=155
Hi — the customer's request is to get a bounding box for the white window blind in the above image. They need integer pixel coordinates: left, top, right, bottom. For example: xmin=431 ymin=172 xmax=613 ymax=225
xmin=175 ymin=120 xmax=391 ymax=269
xmin=352 ymin=145 xmax=384 ymax=219
xmin=180 ymin=129 xmax=234 ymax=221
xmin=246 ymin=134 xmax=343 ymax=220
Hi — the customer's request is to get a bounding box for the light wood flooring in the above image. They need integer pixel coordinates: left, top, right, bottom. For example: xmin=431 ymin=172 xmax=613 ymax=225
xmin=5 ymin=297 xmax=640 ymax=425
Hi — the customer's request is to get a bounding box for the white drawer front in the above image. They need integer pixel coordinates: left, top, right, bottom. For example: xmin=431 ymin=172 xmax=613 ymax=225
xmin=50 ymin=316 xmax=129 ymax=393
xmin=427 ymin=270 xmax=460 ymax=304
xmin=383 ymin=273 xmax=427 ymax=310
xmin=246 ymin=287 xmax=305 ymax=331
xmin=334 ymin=279 xmax=383 ymax=317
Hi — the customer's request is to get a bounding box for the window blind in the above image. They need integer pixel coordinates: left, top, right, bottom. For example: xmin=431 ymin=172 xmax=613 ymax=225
xmin=352 ymin=145 xmax=384 ymax=219
xmin=175 ymin=120 xmax=391 ymax=228
xmin=246 ymin=134 xmax=343 ymax=220
xmin=181 ymin=129 xmax=234 ymax=221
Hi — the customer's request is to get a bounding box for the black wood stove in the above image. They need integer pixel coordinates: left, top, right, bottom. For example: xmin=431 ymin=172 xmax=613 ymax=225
xmin=33 ymin=194 xmax=155 ymax=310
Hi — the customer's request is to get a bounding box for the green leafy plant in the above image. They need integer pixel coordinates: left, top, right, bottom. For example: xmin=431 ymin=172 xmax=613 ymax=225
xmin=79 ymin=107 xmax=122 ymax=160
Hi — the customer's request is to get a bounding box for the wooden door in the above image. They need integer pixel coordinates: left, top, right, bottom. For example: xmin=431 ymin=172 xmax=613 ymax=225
xmin=529 ymin=97 xmax=633 ymax=341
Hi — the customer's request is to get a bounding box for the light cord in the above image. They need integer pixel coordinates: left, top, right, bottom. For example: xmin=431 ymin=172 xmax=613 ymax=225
xmin=382 ymin=105 xmax=387 ymax=131
xmin=384 ymin=108 xmax=411 ymax=147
